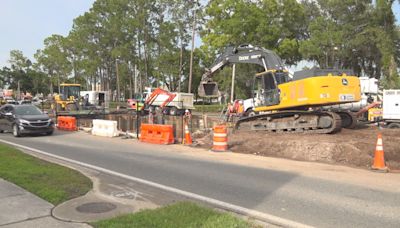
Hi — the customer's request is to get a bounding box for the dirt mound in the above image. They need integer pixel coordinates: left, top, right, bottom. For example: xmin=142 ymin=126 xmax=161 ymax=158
xmin=195 ymin=125 xmax=400 ymax=170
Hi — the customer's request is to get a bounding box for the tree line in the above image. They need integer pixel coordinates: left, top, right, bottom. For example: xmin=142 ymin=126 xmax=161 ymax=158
xmin=0 ymin=0 xmax=399 ymax=100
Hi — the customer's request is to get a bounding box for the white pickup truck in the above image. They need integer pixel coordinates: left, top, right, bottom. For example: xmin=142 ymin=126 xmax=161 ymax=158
xmin=243 ymin=98 xmax=256 ymax=116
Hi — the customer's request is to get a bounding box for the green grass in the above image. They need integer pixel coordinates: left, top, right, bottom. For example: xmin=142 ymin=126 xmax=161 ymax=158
xmin=0 ymin=143 xmax=92 ymax=205
xmin=92 ymin=201 xmax=253 ymax=228
xmin=194 ymin=104 xmax=225 ymax=113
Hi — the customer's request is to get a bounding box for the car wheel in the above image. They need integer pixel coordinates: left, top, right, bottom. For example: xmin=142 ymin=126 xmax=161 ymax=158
xmin=388 ymin=123 xmax=400 ymax=129
xmin=56 ymin=103 xmax=63 ymax=112
xmin=246 ymin=109 xmax=257 ymax=117
xmin=170 ymin=107 xmax=178 ymax=116
xmin=46 ymin=131 xmax=54 ymax=136
xmin=12 ymin=124 xmax=20 ymax=137
xmin=66 ymin=103 xmax=78 ymax=111
xmin=162 ymin=107 xmax=170 ymax=115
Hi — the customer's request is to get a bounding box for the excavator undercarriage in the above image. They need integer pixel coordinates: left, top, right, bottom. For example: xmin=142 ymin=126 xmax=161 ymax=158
xmin=235 ymin=110 xmax=342 ymax=134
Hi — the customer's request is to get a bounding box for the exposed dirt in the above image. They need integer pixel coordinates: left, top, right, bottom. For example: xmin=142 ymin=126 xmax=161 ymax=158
xmin=195 ymin=124 xmax=400 ymax=170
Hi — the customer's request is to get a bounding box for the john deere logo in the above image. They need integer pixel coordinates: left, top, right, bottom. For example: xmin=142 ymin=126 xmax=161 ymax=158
xmin=342 ymin=78 xmax=348 ymax=85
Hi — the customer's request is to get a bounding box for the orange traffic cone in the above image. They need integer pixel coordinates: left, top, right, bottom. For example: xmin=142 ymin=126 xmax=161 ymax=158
xmin=372 ymin=133 xmax=388 ymax=172
xmin=184 ymin=122 xmax=192 ymax=145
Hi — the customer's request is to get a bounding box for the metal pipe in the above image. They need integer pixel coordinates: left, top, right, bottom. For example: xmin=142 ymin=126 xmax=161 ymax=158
xmin=231 ymin=64 xmax=236 ymax=103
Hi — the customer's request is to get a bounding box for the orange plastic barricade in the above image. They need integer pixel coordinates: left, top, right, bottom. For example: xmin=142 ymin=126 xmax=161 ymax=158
xmin=57 ymin=116 xmax=77 ymax=131
xmin=140 ymin=124 xmax=174 ymax=145
xmin=212 ymin=125 xmax=228 ymax=152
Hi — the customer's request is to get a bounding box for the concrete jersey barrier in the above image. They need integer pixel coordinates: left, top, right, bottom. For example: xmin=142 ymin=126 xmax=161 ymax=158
xmin=92 ymin=119 xmax=119 ymax=137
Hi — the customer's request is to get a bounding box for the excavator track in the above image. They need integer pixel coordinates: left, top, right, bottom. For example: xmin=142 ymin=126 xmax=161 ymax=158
xmin=335 ymin=111 xmax=357 ymax=129
xmin=235 ymin=110 xmax=342 ymax=134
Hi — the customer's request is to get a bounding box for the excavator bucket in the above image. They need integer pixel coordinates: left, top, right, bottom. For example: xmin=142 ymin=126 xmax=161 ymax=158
xmin=198 ymin=81 xmax=219 ymax=98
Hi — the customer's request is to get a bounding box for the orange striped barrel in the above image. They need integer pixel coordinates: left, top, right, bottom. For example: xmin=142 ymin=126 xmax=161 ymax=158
xmin=212 ymin=125 xmax=228 ymax=152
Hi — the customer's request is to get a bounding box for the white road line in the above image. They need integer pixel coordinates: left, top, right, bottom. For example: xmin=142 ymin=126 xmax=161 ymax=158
xmin=0 ymin=139 xmax=312 ymax=228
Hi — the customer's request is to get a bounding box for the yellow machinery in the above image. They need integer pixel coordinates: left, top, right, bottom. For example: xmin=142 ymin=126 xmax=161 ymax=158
xmin=368 ymin=108 xmax=383 ymax=122
xmin=198 ymin=44 xmax=361 ymax=133
xmin=54 ymin=83 xmax=81 ymax=111
xmin=253 ymin=70 xmax=361 ymax=112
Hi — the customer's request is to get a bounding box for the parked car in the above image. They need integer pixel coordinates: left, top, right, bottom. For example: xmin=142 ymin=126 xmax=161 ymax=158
xmin=32 ymin=97 xmax=46 ymax=106
xmin=18 ymin=100 xmax=32 ymax=105
xmin=0 ymin=104 xmax=54 ymax=137
xmin=5 ymin=99 xmax=17 ymax=105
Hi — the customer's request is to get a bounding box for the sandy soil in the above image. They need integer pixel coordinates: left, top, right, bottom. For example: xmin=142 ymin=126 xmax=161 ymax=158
xmin=194 ymin=124 xmax=400 ymax=170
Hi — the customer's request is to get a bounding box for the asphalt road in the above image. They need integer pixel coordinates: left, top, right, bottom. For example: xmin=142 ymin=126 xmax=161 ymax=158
xmin=1 ymin=131 xmax=399 ymax=227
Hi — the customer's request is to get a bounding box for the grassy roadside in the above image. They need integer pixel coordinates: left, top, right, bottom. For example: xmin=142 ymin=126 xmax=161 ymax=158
xmin=0 ymin=143 xmax=92 ymax=205
xmin=92 ymin=201 xmax=254 ymax=228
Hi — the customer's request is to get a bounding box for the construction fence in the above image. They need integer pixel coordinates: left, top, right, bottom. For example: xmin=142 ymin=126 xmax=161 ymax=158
xmin=67 ymin=111 xmax=218 ymax=143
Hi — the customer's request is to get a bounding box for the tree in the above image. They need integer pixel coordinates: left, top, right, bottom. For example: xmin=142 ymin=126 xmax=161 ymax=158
xmin=200 ymin=0 xmax=307 ymax=99
xmin=299 ymin=0 xmax=400 ymax=89
xmin=202 ymin=0 xmax=305 ymax=64
xmin=35 ymin=35 xmax=72 ymax=93
xmin=8 ymin=50 xmax=31 ymax=70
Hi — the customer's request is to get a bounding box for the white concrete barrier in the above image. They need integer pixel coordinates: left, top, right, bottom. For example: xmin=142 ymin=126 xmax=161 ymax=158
xmin=92 ymin=119 xmax=119 ymax=137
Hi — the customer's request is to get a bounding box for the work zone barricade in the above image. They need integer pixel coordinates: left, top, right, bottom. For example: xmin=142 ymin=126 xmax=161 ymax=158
xmin=92 ymin=119 xmax=119 ymax=137
xmin=57 ymin=116 xmax=77 ymax=131
xmin=140 ymin=124 xmax=174 ymax=145
xmin=212 ymin=124 xmax=228 ymax=152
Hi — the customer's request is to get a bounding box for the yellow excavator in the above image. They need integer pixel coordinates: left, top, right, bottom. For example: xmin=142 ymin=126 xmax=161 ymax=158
xmin=53 ymin=83 xmax=81 ymax=111
xmin=198 ymin=44 xmax=361 ymax=133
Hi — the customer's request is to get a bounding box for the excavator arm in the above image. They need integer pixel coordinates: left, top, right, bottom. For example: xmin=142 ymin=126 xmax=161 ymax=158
xmin=144 ymin=88 xmax=177 ymax=109
xmin=199 ymin=44 xmax=286 ymax=97
xmin=201 ymin=44 xmax=285 ymax=80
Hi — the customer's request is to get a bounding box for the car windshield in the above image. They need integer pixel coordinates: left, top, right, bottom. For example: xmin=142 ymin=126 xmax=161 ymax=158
xmin=14 ymin=106 xmax=43 ymax=115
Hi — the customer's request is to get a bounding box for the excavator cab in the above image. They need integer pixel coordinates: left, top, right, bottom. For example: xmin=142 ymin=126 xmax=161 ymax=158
xmin=254 ymin=72 xmax=282 ymax=107
xmin=53 ymin=83 xmax=81 ymax=111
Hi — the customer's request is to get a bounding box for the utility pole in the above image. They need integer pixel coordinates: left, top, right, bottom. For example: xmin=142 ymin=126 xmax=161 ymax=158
xmin=179 ymin=44 xmax=183 ymax=92
xmin=17 ymin=80 xmax=20 ymax=101
xmin=188 ymin=8 xmax=196 ymax=93
xmin=72 ymin=57 xmax=77 ymax=84
xmin=115 ymin=58 xmax=120 ymax=102
xmin=134 ymin=64 xmax=138 ymax=95
xmin=128 ymin=61 xmax=133 ymax=99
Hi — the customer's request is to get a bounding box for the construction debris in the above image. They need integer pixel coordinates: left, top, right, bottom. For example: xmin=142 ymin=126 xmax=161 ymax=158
xmin=194 ymin=125 xmax=400 ymax=170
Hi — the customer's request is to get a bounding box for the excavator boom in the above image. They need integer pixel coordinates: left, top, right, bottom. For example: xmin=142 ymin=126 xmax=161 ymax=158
xmin=199 ymin=44 xmax=286 ymax=98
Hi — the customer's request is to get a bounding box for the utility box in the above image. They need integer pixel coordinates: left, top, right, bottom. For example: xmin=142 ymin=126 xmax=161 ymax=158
xmin=383 ymin=90 xmax=400 ymax=120
xmin=80 ymin=91 xmax=110 ymax=109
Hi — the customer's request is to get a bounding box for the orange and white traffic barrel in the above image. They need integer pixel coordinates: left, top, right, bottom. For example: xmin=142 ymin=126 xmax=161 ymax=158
xmin=212 ymin=125 xmax=228 ymax=152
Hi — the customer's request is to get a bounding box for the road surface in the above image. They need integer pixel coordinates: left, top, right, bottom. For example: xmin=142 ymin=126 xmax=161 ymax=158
xmin=1 ymin=131 xmax=399 ymax=227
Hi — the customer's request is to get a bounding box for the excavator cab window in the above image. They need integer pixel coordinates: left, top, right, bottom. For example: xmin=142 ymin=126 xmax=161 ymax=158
xmin=253 ymin=72 xmax=280 ymax=107
xmin=60 ymin=86 xmax=80 ymax=101
xmin=275 ymin=72 xmax=289 ymax=85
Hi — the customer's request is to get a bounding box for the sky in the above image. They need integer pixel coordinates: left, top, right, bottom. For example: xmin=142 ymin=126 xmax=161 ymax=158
xmin=1 ymin=1 xmax=400 ymax=69
xmin=0 ymin=0 xmax=95 ymax=67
